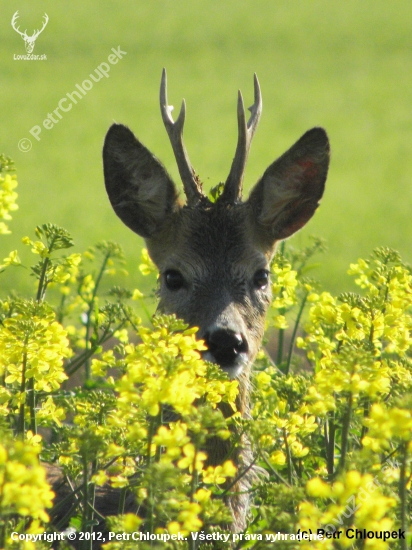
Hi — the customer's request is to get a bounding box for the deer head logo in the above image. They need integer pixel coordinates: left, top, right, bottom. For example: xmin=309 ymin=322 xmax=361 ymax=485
xmin=11 ymin=11 xmax=49 ymax=54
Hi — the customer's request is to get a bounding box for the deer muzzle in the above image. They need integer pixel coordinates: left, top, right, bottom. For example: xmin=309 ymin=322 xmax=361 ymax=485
xmin=202 ymin=326 xmax=249 ymax=378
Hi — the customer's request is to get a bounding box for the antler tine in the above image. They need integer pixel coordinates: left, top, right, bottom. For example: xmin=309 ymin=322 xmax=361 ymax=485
xmin=39 ymin=13 xmax=49 ymax=31
xmin=160 ymin=69 xmax=203 ymax=206
xmin=221 ymin=74 xmax=262 ymax=203
xmin=11 ymin=11 xmax=26 ymax=37
xmin=32 ymin=14 xmax=49 ymax=39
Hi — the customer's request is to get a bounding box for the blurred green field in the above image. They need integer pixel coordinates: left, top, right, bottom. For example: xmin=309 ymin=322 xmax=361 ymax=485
xmin=1 ymin=0 xmax=412 ymax=297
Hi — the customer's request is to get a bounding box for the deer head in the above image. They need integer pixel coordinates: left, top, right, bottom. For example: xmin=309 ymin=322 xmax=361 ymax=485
xmin=11 ymin=11 xmax=49 ymax=54
xmin=103 ymin=70 xmax=330 ymax=387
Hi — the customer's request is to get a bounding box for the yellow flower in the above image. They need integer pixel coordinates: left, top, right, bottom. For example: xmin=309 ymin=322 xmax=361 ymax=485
xmin=178 ymin=502 xmax=203 ymax=532
xmin=177 ymin=444 xmax=207 ymax=472
xmin=0 ymin=250 xmax=21 ymax=269
xmin=139 ymin=248 xmax=157 ymax=276
xmin=306 ymin=477 xmax=331 ymax=498
xmin=0 ymin=172 xmax=18 ymax=233
xmin=92 ymin=470 xmax=109 ymax=486
xmin=363 ymin=403 xmax=412 ymax=449
xmin=202 ymin=461 xmax=236 ymax=484
xmin=300 ymin=471 xmax=396 ymax=549
xmin=132 ymin=288 xmax=144 ymax=300
xmin=194 ymin=488 xmax=212 ymax=502
xmin=153 ymin=423 xmax=190 ymax=457
xmin=289 ymin=440 xmax=309 ymax=458
xmin=269 ymin=450 xmax=286 ymax=466
xmin=273 ymin=314 xmax=288 ymax=329
xmin=0 ymin=308 xmax=70 ymax=426
xmin=0 ymin=439 xmax=54 ymax=523
xmin=167 ymin=521 xmax=181 ymax=535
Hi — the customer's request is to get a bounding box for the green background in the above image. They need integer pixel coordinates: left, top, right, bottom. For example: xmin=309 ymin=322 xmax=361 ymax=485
xmin=2 ymin=1 xmax=412 ymax=295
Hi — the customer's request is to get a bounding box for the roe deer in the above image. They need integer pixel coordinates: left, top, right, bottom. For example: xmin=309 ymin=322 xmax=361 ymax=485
xmin=102 ymin=69 xmax=330 ymax=532
xmin=48 ymin=71 xmax=330 ymax=546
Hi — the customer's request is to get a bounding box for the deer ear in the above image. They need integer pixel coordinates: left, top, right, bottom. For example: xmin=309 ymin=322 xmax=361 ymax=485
xmin=103 ymin=124 xmax=180 ymax=238
xmin=248 ymin=127 xmax=330 ymax=242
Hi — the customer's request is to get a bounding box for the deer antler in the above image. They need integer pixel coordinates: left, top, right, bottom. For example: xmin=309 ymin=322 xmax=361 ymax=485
xmin=221 ymin=74 xmax=262 ymax=204
xmin=160 ymin=68 xmax=203 ymax=206
xmin=32 ymin=14 xmax=49 ymax=39
xmin=11 ymin=11 xmax=27 ymax=38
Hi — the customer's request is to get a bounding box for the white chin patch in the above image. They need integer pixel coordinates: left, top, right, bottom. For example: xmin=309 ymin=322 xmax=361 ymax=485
xmin=202 ymin=351 xmax=247 ymax=379
xmin=221 ymin=364 xmax=244 ymax=379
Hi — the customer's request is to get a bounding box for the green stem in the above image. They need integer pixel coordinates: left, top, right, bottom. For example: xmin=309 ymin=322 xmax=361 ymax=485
xmin=28 ymin=376 xmax=37 ymax=435
xmin=283 ymin=429 xmax=293 ymax=484
xmin=66 ymin=348 xmax=99 ymax=377
xmin=79 ymin=454 xmax=96 ymax=550
xmin=145 ymin=413 xmax=159 ymax=536
xmin=56 ymin=292 xmax=67 ymax=324
xmin=326 ymin=412 xmax=335 ymax=478
xmin=18 ymin=348 xmax=28 ymax=436
xmin=382 ymin=443 xmax=405 ymax=465
xmin=87 ymin=460 xmax=97 ymax=550
xmin=146 ymin=416 xmax=156 ymax=467
xmin=53 ymin=494 xmax=83 ymax=531
xmin=399 ymin=442 xmax=408 ymax=550
xmin=0 ymin=521 xmax=5 ymax=550
xmin=285 ymin=291 xmax=308 ymax=375
xmin=118 ymin=487 xmax=127 ymax=516
xmin=221 ymin=455 xmax=259 ymax=495
xmin=84 ymin=252 xmax=111 ymax=380
xmin=36 ymin=235 xmax=57 ymax=302
xmin=257 ymin=449 xmax=291 ymax=487
xmin=190 ymin=456 xmax=198 ymax=502
xmin=277 ymin=311 xmax=285 ymax=367
xmin=81 ymin=453 xmax=89 ymax=536
xmin=117 ymin=452 xmax=129 ymax=517
xmin=360 ymin=400 xmax=370 ymax=445
xmin=137 ymin=297 xmax=155 ymax=326
xmin=338 ymin=394 xmax=352 ymax=473
xmin=36 ymin=257 xmax=50 ymax=302
xmin=65 ymin=321 xmax=126 ymax=376
xmin=189 ymin=445 xmax=200 ymax=550
xmin=52 ymin=483 xmax=84 ymax=523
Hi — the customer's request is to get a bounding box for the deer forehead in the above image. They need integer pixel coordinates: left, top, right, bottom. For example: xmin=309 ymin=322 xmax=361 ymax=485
xmin=147 ymin=203 xmax=270 ymax=277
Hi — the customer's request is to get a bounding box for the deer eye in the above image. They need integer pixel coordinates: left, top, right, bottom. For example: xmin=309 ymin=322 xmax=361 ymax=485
xmin=164 ymin=270 xmax=185 ymax=291
xmin=253 ymin=269 xmax=269 ymax=289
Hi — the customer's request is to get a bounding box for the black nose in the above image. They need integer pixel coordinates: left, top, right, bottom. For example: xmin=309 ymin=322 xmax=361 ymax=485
xmin=204 ymin=329 xmax=248 ymax=366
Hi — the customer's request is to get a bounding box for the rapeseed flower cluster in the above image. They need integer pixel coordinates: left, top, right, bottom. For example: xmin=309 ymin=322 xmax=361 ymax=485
xmin=0 ymin=436 xmax=54 ymax=548
xmin=0 ymin=155 xmax=18 ymax=235
xmin=252 ymin=370 xmax=316 ymax=468
xmin=271 ymin=261 xmax=299 ymax=329
xmin=117 ymin=321 xmax=237 ymax=417
xmin=0 ymin=160 xmax=410 ymax=548
xmin=248 ymin=248 xmax=411 ymax=546
xmin=0 ymin=302 xmax=70 ymax=425
xmin=363 ymin=401 xmax=412 ymax=452
xmin=300 ymin=471 xmax=396 ymax=549
xmin=108 ymin=317 xmax=238 ymax=535
xmin=298 ymin=249 xmax=412 ymax=417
